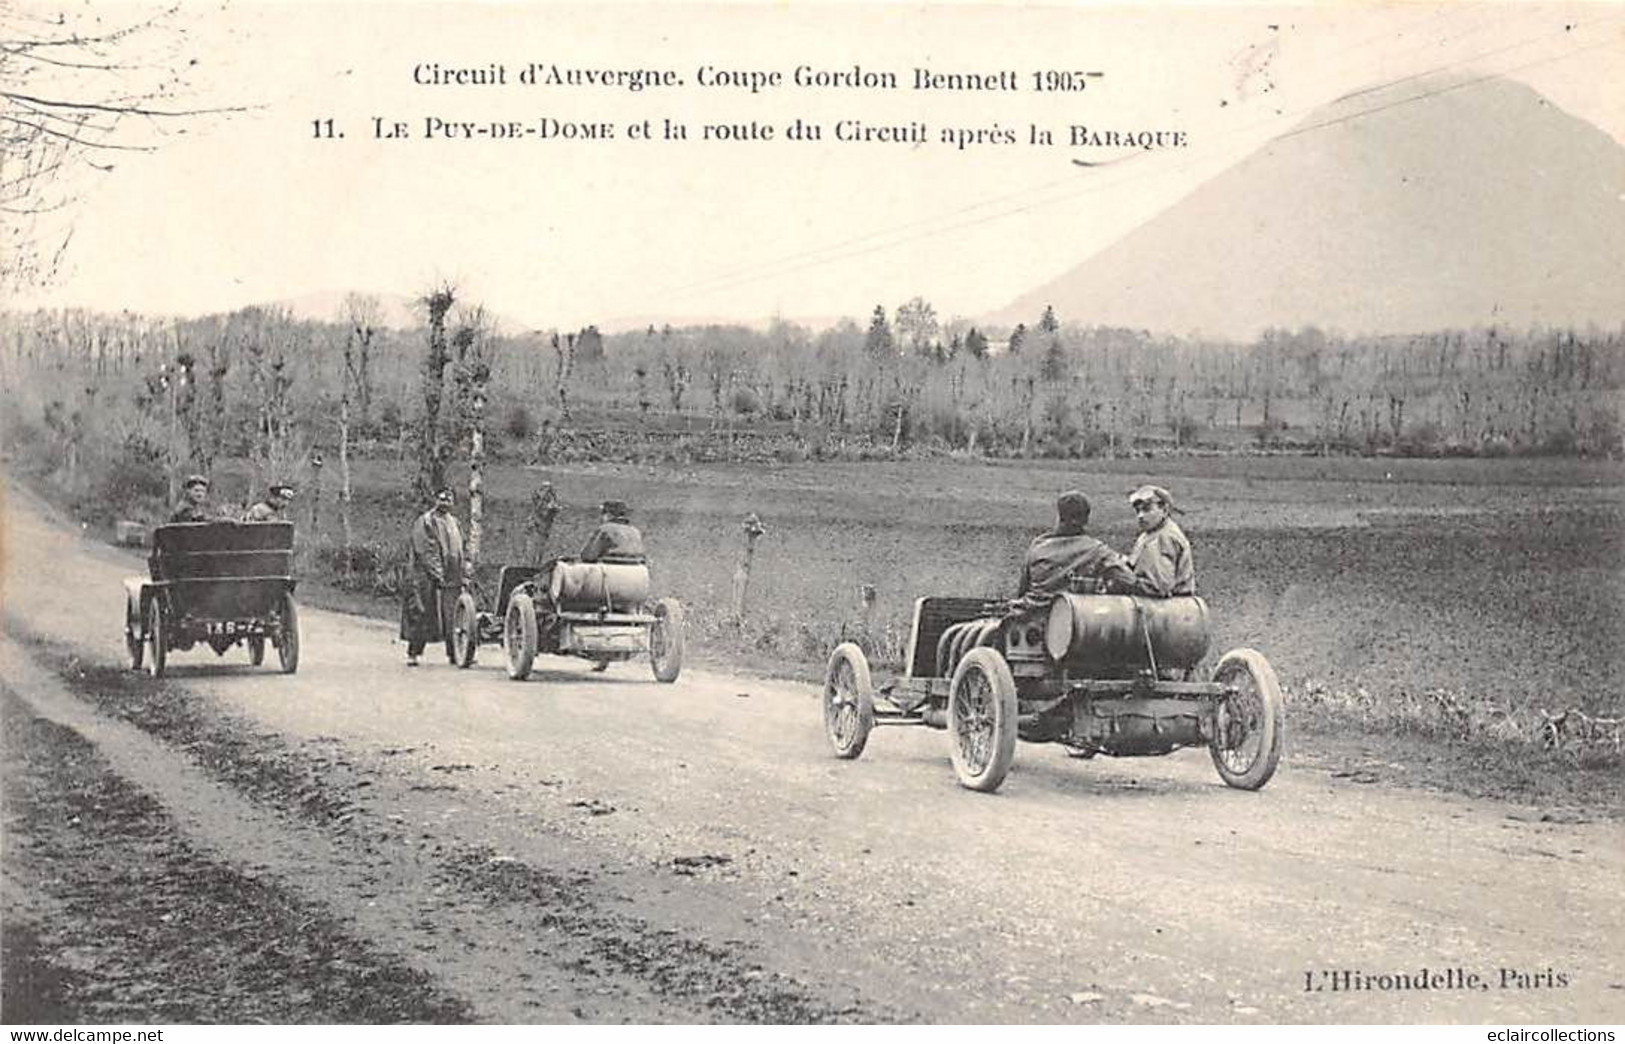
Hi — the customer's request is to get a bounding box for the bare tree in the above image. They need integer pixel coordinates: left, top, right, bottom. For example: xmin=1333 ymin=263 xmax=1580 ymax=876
xmin=552 ymin=330 xmax=575 ymax=418
xmin=338 ymin=293 xmax=380 ymax=569
xmin=451 ymin=306 xmax=491 ymax=567
xmin=661 ymin=344 xmax=690 ymax=413
xmin=863 ymin=305 xmax=894 ymax=359
xmin=233 ymin=307 xmax=301 ymax=492
xmin=894 ymin=296 xmax=939 ymax=358
xmin=416 ymin=285 xmax=455 ymax=500
xmin=1 ymin=4 xmax=246 ymax=290
xmin=201 ymin=334 xmax=229 ymax=472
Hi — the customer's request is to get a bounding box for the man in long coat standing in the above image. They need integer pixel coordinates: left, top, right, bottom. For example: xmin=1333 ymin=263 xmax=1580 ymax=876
xmin=401 ymin=486 xmax=466 ymax=665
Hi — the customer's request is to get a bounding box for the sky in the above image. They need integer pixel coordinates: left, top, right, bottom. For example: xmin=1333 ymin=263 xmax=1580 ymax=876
xmin=10 ymin=0 xmax=1625 ymax=332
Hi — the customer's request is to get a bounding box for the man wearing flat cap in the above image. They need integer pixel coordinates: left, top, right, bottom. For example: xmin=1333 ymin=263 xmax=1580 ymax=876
xmin=1127 ymin=484 xmax=1195 ymax=597
xmin=580 ymin=499 xmax=645 ymax=563
xmin=400 ymin=486 xmax=467 ymax=666
xmin=168 ymin=474 xmax=215 ymax=523
xmin=1014 ymin=490 xmax=1136 ymax=611
xmin=245 ymin=482 xmax=295 ymax=522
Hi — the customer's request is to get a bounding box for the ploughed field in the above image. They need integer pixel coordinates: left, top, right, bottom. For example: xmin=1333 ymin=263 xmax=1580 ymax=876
xmin=324 ymin=453 xmax=1624 ymax=720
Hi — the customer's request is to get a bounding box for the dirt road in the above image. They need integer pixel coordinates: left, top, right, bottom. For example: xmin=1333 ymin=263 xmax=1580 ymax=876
xmin=2 ymin=489 xmax=1621 ymax=1023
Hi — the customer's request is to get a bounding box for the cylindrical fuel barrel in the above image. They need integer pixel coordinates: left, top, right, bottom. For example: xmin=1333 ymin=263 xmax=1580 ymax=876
xmin=1044 ymin=594 xmax=1210 ymax=670
xmin=549 ymin=562 xmax=651 ymax=610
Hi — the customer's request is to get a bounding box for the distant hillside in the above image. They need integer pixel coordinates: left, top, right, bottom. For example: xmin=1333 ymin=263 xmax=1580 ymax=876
xmin=997 ymin=75 xmax=1625 ymax=339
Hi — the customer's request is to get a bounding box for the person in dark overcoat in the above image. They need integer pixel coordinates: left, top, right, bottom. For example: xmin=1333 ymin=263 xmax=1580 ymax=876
xmin=400 ymin=486 xmax=466 ymax=665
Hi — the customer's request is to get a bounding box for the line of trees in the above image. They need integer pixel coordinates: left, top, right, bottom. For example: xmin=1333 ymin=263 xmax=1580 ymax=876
xmin=2 ymin=301 xmax=1621 ymax=512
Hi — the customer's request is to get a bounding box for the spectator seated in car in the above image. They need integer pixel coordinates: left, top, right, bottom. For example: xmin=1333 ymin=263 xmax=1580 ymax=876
xmin=244 ymin=482 xmax=295 ymax=522
xmin=1126 ymin=484 xmax=1195 ymax=597
xmin=168 ymin=474 xmax=216 ymax=523
xmin=579 ymin=500 xmax=646 ymax=563
xmin=1012 ymin=490 xmax=1137 ymax=612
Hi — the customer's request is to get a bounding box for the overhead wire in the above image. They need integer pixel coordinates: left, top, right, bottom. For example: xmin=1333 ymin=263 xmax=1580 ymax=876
xmin=654 ymin=5 xmax=1491 ymax=301
xmin=652 ymin=12 xmax=1620 ymax=309
xmin=643 ymin=4 xmax=1495 ymax=299
xmin=683 ymin=20 xmax=1611 ymax=301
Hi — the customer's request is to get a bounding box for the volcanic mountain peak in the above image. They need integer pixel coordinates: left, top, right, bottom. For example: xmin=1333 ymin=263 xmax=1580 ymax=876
xmin=997 ymin=75 xmax=1625 ymax=339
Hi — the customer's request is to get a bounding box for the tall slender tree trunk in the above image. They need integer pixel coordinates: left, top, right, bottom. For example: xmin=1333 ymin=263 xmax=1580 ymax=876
xmin=418 ymin=289 xmax=455 ymax=500
xmin=166 ymin=366 xmax=179 ymax=505
xmin=453 ymin=311 xmax=491 ymax=571
xmin=358 ymin=338 xmax=373 ymax=429
xmin=309 ymin=456 xmax=323 ymax=549
xmin=339 ymin=394 xmax=354 ymax=574
xmin=469 ymin=390 xmax=486 ymax=567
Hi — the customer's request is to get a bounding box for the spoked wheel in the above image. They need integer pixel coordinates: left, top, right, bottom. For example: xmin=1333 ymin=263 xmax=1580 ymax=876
xmin=452 ymin=592 xmax=479 ymax=668
xmin=275 ymin=592 xmax=301 ymax=674
xmin=505 ymin=592 xmax=539 ymax=681
xmin=247 ymin=636 xmax=266 ymax=666
xmin=144 ymin=599 xmax=167 ymax=679
xmin=125 ymin=603 xmax=144 ymax=671
xmin=648 ymin=598 xmax=685 ymax=683
xmin=947 ymin=647 xmax=1018 ymax=792
xmin=823 ymin=642 xmax=874 ymax=759
xmin=1209 ymin=647 xmax=1285 ymax=790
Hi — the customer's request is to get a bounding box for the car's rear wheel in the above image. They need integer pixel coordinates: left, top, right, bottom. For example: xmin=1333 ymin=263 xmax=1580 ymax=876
xmin=648 ymin=598 xmax=685 ymax=683
xmin=144 ymin=600 xmax=167 ymax=679
xmin=506 ymin=592 xmax=538 ymax=680
xmin=1209 ymin=647 xmax=1285 ymax=790
xmin=125 ymin=602 xmax=144 ymax=670
xmin=823 ymin=642 xmax=875 ymax=759
xmin=276 ymin=593 xmax=301 ymax=674
xmin=947 ymin=647 xmax=1017 ymax=792
xmin=452 ymin=592 xmax=478 ymax=668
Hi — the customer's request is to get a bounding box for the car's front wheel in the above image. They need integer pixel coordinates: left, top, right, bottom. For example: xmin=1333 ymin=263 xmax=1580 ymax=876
xmin=505 ymin=592 xmax=539 ymax=681
xmin=947 ymin=647 xmax=1017 ymax=792
xmin=823 ymin=642 xmax=874 ymax=759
